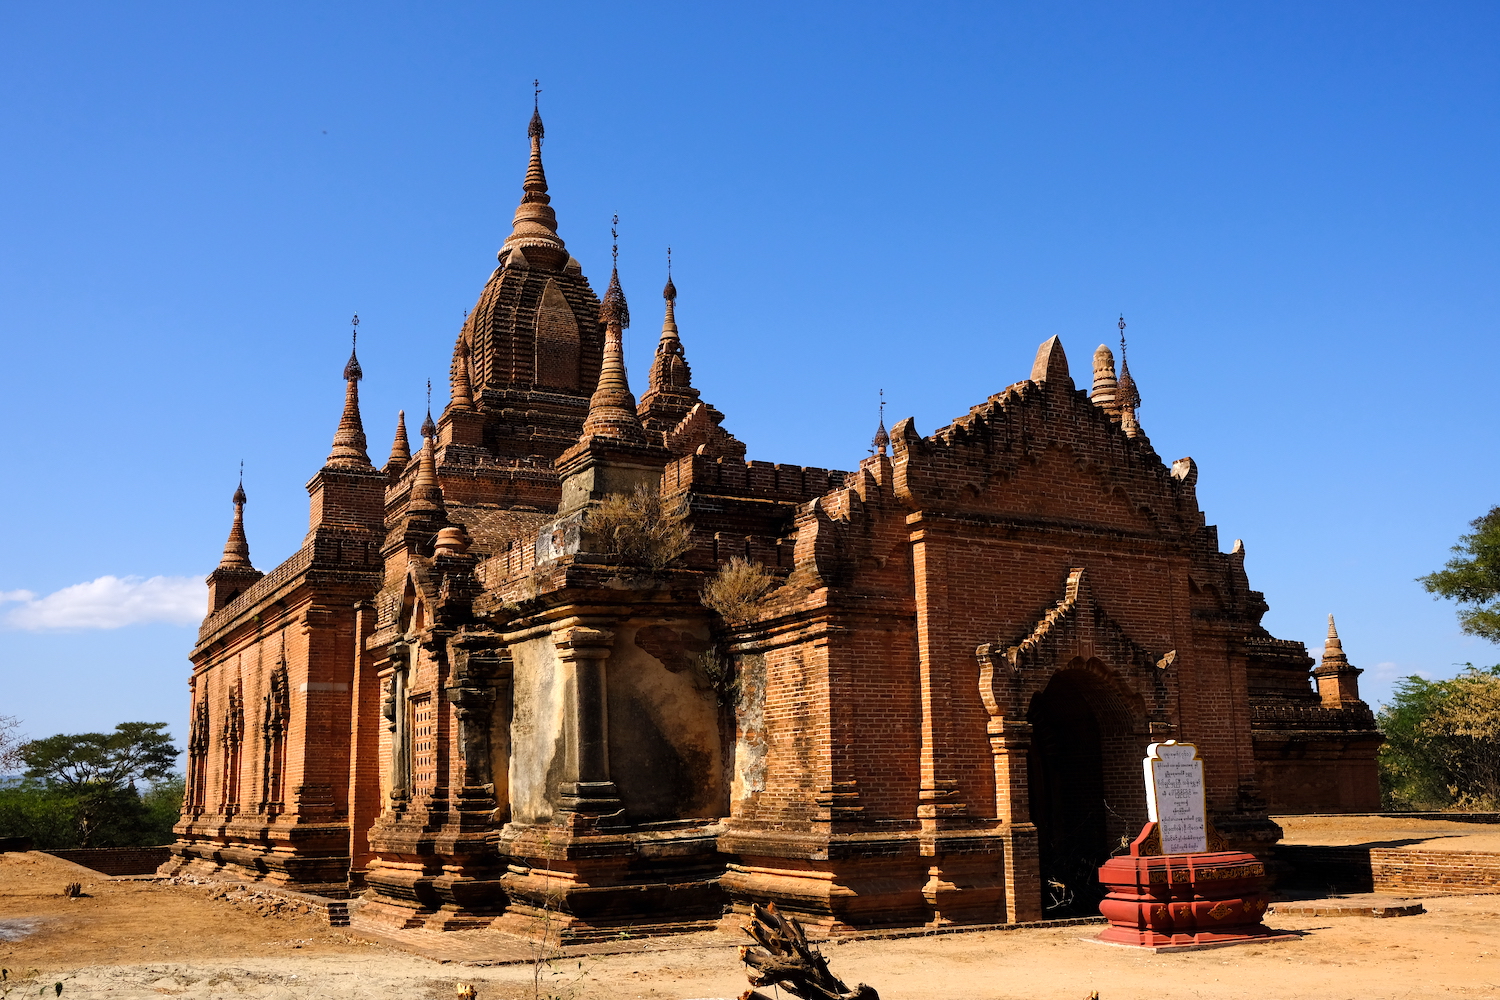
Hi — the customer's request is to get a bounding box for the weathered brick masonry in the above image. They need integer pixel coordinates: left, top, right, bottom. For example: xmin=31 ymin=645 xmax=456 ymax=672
xmin=167 ymin=107 xmax=1381 ymax=934
xmin=1277 ymin=845 xmax=1500 ymax=895
xmin=46 ymin=847 xmax=173 ymax=876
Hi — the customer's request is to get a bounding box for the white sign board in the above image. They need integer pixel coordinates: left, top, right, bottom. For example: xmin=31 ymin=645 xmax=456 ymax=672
xmin=1143 ymin=741 xmax=1208 ymax=855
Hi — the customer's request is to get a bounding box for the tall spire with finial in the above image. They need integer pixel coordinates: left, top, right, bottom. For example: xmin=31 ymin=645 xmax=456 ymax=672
xmin=219 ymin=463 xmax=253 ymax=569
xmin=645 ymin=245 xmax=692 ymax=397
xmin=449 ymin=337 xmax=475 ymax=412
xmin=207 ymin=461 xmax=264 ymax=612
xmin=386 ymin=409 xmax=411 ymax=469
xmin=499 ymin=80 xmax=567 ymax=270
xmin=659 ymin=246 xmax=680 ymax=349
xmin=1116 ymin=315 xmax=1143 ymax=437
xmin=583 ymin=216 xmax=647 ymax=443
xmin=407 ymin=380 xmax=445 ymax=517
xmin=872 ymin=389 xmax=890 ymax=456
xmin=327 ymin=315 xmax=373 ymax=468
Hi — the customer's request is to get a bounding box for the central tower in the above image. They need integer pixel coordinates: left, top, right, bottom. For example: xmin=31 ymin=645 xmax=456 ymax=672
xmin=435 ymin=103 xmax=606 ymax=507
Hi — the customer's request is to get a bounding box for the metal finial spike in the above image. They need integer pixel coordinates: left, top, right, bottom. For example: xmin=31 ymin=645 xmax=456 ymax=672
xmin=426 ymin=378 xmax=432 ymax=410
xmin=667 ymin=246 xmax=672 ymax=278
xmin=528 ymin=82 xmax=545 ymax=140
xmin=611 ymin=214 xmax=619 ymax=266
xmin=872 ymin=388 xmax=891 ymax=456
xmin=343 ymin=314 xmax=364 ymax=381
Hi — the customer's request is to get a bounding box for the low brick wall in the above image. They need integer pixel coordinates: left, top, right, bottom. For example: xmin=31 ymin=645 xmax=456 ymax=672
xmin=1277 ymin=845 xmax=1500 ymax=895
xmin=44 ymin=847 xmax=173 ymax=876
xmin=1282 ymin=812 xmax=1500 ymax=824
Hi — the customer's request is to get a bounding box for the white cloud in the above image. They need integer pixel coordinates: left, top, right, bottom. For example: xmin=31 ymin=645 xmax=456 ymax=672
xmin=0 ymin=576 xmax=204 ymax=631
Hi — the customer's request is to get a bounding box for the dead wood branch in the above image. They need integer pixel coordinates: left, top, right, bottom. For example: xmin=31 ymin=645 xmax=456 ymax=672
xmin=737 ymin=902 xmax=878 ymax=1000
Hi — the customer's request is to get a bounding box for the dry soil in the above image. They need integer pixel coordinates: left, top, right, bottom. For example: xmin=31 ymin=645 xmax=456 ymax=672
xmin=5 ymin=847 xmax=1500 ymax=1000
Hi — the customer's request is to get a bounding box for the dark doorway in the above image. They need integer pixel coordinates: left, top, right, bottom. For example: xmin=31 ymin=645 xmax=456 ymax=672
xmin=1028 ymin=669 xmax=1114 ymax=916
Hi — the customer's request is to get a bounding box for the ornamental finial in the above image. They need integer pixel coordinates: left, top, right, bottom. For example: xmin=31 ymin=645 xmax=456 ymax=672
xmin=343 ymin=314 xmax=363 ymax=382
xmin=872 ymin=389 xmax=890 ymax=456
xmin=528 ymin=79 xmax=544 ymax=140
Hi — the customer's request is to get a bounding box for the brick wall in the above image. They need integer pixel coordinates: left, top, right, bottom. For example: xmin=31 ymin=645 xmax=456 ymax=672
xmin=44 ymin=847 xmax=172 ymax=876
xmin=1276 ymin=845 xmax=1500 ymax=894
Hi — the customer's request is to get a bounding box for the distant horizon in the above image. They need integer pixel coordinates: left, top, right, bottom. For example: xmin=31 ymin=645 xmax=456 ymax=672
xmin=3 ymin=3 xmax=1497 ymax=750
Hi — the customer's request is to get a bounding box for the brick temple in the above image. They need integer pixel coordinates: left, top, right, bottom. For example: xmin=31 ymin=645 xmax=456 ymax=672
xmin=165 ymin=106 xmax=1381 ymax=935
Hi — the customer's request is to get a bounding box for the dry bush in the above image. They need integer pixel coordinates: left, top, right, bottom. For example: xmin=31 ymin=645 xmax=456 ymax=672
xmin=694 ymin=647 xmax=738 ymax=706
xmin=590 ymin=484 xmax=691 ymax=571
xmin=703 ymin=558 xmax=776 ymax=625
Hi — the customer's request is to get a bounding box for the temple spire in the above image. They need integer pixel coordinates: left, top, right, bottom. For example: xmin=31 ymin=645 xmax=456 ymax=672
xmin=499 ymin=82 xmax=567 ymax=270
xmin=645 ymin=247 xmax=693 ymax=398
xmin=407 ymin=384 xmax=445 ymax=518
xmin=219 ymin=465 xmax=253 ymax=570
xmin=326 ymin=315 xmax=372 ymax=468
xmin=659 ymin=246 xmax=680 ymax=350
xmin=1116 ymin=315 xmax=1143 ymax=438
xmin=872 ymin=390 xmax=890 ymax=457
xmin=1315 ymin=613 xmax=1363 ymax=706
xmin=387 ymin=409 xmax=411 ymax=468
xmin=583 ymin=218 xmax=647 ymax=444
xmin=1324 ymin=615 xmax=1345 ymax=658
xmin=449 ymin=338 xmax=475 ymax=412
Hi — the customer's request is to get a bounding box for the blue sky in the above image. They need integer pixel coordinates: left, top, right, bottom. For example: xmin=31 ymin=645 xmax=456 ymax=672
xmin=1 ymin=2 xmax=1497 ymax=752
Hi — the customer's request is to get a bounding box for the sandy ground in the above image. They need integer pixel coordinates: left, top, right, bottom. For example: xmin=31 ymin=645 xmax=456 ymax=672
xmin=1275 ymin=813 xmax=1500 ymax=852
xmin=6 ymin=849 xmax=1500 ymax=999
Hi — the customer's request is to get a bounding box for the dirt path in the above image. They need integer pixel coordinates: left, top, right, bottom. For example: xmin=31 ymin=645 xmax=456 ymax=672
xmin=6 ymin=852 xmax=1500 ymax=999
xmin=1276 ymin=813 xmax=1500 ymax=852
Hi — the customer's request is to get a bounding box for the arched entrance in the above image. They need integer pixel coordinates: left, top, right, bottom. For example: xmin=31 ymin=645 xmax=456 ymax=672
xmin=1027 ymin=664 xmax=1141 ymax=915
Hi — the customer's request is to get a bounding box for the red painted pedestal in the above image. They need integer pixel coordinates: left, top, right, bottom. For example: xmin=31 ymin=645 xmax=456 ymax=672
xmin=1096 ymin=822 xmax=1293 ymax=951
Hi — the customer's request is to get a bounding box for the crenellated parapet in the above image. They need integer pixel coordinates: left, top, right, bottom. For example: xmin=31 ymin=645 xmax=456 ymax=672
xmin=663 ymin=453 xmax=850 ymax=503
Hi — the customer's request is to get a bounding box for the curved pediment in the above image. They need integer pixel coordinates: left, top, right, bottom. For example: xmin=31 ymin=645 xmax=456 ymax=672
xmin=980 ymin=567 xmax=1167 ymax=676
xmin=976 ymin=567 xmax=1175 ymax=723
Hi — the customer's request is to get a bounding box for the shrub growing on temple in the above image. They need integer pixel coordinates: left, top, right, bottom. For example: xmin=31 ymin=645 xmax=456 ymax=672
xmin=590 ymin=484 xmax=692 ymax=571
xmin=703 ymin=557 xmax=776 ymax=625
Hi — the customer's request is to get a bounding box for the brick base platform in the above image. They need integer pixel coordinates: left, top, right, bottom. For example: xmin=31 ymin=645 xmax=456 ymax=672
xmin=1276 ymin=845 xmax=1500 ymax=895
xmin=1270 ymin=895 xmax=1425 ymax=918
xmin=44 ymin=847 xmax=172 ymax=876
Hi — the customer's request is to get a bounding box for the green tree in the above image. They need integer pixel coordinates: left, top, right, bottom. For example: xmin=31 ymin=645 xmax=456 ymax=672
xmin=18 ymin=722 xmax=179 ymax=846
xmin=1378 ymin=666 xmax=1500 ymax=810
xmin=139 ymin=775 xmax=185 ymax=843
xmin=1420 ymin=507 xmax=1500 ymax=642
xmin=0 ymin=781 xmax=86 ymax=847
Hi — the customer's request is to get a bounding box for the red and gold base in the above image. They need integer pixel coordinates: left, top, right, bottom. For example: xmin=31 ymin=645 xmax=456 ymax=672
xmin=1095 ymin=822 xmax=1296 ymax=952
